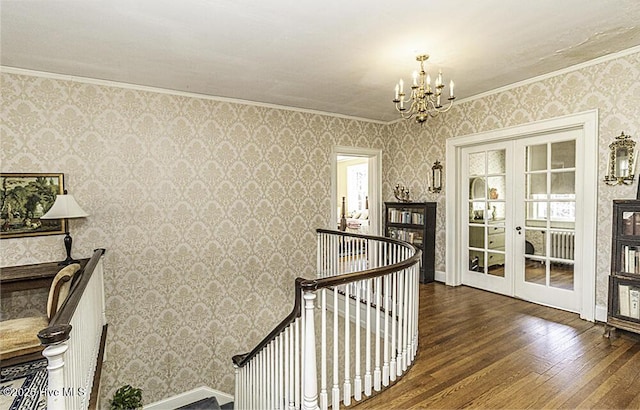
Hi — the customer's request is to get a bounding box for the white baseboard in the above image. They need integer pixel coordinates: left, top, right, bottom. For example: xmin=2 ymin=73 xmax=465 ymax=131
xmin=144 ymin=386 xmax=233 ymax=409
xmin=434 ymin=270 xmax=446 ymax=283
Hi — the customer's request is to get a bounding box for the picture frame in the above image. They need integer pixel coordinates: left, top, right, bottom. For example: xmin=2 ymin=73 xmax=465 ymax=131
xmin=1 ymin=173 xmax=66 ymax=239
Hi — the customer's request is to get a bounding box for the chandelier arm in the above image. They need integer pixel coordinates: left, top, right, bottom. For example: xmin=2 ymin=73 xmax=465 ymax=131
xmin=399 ymin=110 xmax=416 ymax=120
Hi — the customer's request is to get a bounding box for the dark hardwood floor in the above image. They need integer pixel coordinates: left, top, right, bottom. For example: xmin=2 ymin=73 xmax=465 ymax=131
xmin=351 ymin=283 xmax=640 ymax=409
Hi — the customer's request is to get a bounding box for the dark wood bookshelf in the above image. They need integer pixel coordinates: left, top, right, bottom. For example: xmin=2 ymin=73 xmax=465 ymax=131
xmin=607 ymin=199 xmax=640 ymax=336
xmin=384 ymin=202 xmax=436 ymax=283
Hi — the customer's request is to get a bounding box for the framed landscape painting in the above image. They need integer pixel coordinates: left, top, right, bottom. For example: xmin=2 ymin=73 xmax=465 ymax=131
xmin=1 ymin=173 xmax=66 ymax=239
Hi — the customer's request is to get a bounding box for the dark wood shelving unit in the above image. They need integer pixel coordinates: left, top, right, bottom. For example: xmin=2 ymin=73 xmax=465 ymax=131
xmin=384 ymin=202 xmax=436 ymax=283
xmin=607 ymin=199 xmax=640 ymax=336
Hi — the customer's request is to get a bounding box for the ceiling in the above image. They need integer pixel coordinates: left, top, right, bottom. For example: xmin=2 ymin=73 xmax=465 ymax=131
xmin=2 ymin=0 xmax=640 ymax=123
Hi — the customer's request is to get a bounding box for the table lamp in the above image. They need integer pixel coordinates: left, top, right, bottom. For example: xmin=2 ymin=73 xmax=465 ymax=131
xmin=40 ymin=190 xmax=89 ymax=265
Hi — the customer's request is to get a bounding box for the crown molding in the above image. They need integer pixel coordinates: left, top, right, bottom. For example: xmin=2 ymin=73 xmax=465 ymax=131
xmin=456 ymin=45 xmax=640 ymax=105
xmin=3 ymin=44 xmax=638 ymax=126
xmin=0 ymin=66 xmax=387 ymax=125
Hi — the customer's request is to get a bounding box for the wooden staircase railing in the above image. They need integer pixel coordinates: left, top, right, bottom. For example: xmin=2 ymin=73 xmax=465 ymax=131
xmin=232 ymin=230 xmax=421 ymax=409
xmin=37 ymin=248 xmax=107 ymax=410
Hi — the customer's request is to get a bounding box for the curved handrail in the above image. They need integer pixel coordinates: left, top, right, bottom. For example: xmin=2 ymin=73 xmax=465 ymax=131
xmin=232 ymin=230 xmax=421 ymax=368
xmin=38 ymin=248 xmax=106 ymax=345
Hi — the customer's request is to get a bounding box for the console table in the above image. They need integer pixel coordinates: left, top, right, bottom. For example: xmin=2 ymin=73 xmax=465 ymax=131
xmin=0 ymin=259 xmax=89 ymax=294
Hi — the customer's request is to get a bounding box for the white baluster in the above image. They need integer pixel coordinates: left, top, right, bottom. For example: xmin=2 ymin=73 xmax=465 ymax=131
xmin=390 ymin=270 xmax=397 ymax=381
xmin=407 ymin=268 xmax=415 ymax=365
xmin=261 ymin=350 xmax=266 ymax=409
xmin=295 ymin=318 xmax=301 ymax=410
xmin=364 ymin=278 xmax=372 ymax=396
xmin=332 ymin=286 xmax=340 ymax=409
xmin=302 ymin=291 xmax=319 ymax=410
xmin=320 ymin=289 xmax=328 ymax=410
xmin=300 ymin=298 xmax=305 ymax=409
xmin=354 ymin=280 xmax=362 ymax=401
xmin=343 ymin=284 xmax=352 ymax=405
xmin=416 ymin=266 xmax=420 ymax=351
xmin=272 ymin=341 xmax=277 ymax=409
xmin=374 ymin=275 xmax=382 ymax=391
xmin=396 ymin=271 xmax=406 ymax=376
xmin=382 ymin=272 xmax=390 ymax=387
xmin=288 ymin=325 xmax=295 ymax=410
xmin=234 ymin=365 xmax=240 ymax=410
xmin=402 ymin=268 xmax=409 ymax=372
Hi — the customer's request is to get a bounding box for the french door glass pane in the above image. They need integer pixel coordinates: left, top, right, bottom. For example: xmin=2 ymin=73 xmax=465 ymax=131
xmin=551 ymin=171 xmax=575 ymax=194
xmin=488 ymin=253 xmax=505 ymax=277
xmin=470 ymin=179 xmax=486 ymax=200
xmin=525 ymin=257 xmax=546 ymax=285
xmin=487 ymin=150 xmax=506 ymax=174
xmin=527 ymin=144 xmax=547 ymax=171
xmin=527 ymin=174 xmax=547 ymax=197
xmin=469 ymin=226 xmax=485 ymax=248
xmin=488 ymin=201 xmax=506 ymax=222
xmin=551 ymin=140 xmax=576 ymax=169
xmin=469 ymin=153 xmax=485 ymax=176
xmin=525 ymin=229 xmax=546 ymax=257
xmin=550 ymin=262 xmax=574 ymax=290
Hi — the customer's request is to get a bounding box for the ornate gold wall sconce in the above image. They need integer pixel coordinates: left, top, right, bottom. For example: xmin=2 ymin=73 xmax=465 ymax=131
xmin=605 ymin=132 xmax=636 ymax=186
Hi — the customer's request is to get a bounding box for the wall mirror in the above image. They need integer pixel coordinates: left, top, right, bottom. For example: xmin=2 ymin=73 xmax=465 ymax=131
xmin=605 ymin=131 xmax=636 ymax=186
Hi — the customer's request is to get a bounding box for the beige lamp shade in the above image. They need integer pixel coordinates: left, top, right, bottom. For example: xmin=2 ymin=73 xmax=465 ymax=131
xmin=41 ymin=194 xmax=89 ymax=219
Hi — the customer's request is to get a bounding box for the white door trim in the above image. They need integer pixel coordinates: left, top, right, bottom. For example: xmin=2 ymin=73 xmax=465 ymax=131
xmin=331 ymin=146 xmax=383 ymax=236
xmin=445 ymin=110 xmax=598 ymax=321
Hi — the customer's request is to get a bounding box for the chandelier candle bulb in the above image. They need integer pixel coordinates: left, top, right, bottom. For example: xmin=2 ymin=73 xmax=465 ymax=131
xmin=392 ymin=53 xmax=456 ymax=123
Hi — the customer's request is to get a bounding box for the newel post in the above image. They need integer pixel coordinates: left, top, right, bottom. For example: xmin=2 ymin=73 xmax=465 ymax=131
xmin=302 ymin=290 xmax=319 ymax=410
xmin=38 ymin=324 xmax=72 ymax=410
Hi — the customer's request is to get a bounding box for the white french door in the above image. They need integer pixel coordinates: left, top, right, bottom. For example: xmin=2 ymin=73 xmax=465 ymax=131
xmin=513 ymin=129 xmax=581 ymax=311
xmin=460 ymin=128 xmax=582 ymax=312
xmin=462 ymin=142 xmax=513 ymax=296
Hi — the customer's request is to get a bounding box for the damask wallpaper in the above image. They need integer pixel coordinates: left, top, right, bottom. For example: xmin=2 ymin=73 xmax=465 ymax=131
xmin=0 ymin=74 xmax=386 ymax=402
xmin=0 ymin=48 xmax=638 ymax=404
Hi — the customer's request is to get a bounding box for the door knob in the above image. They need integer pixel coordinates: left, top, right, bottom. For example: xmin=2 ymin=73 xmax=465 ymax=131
xmin=515 ymin=226 xmax=522 ymax=235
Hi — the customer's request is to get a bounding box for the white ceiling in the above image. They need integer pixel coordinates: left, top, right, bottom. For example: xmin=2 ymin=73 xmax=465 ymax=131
xmin=2 ymin=0 xmax=640 ymax=123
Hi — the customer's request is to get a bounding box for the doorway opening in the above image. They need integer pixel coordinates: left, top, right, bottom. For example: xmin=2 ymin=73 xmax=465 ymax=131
xmin=331 ymin=146 xmax=382 ymax=236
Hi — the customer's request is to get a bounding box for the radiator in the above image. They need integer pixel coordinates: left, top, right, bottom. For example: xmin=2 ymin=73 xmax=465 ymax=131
xmin=550 ymin=231 xmax=575 ymax=260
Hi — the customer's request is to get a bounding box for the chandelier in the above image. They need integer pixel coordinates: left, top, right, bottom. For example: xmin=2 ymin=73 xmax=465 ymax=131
xmin=392 ymin=54 xmax=455 ymax=124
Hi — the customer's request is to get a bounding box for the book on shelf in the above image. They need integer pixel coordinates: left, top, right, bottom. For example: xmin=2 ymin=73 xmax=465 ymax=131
xmin=630 ymin=288 xmax=640 ymax=319
xmin=619 ymin=284 xmax=631 ymax=317
xmin=622 ymin=245 xmax=640 ymax=274
xmin=387 ymin=228 xmax=421 ymax=244
xmin=388 ymin=209 xmax=425 ymax=225
xmin=635 ymin=213 xmax=640 ymax=236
